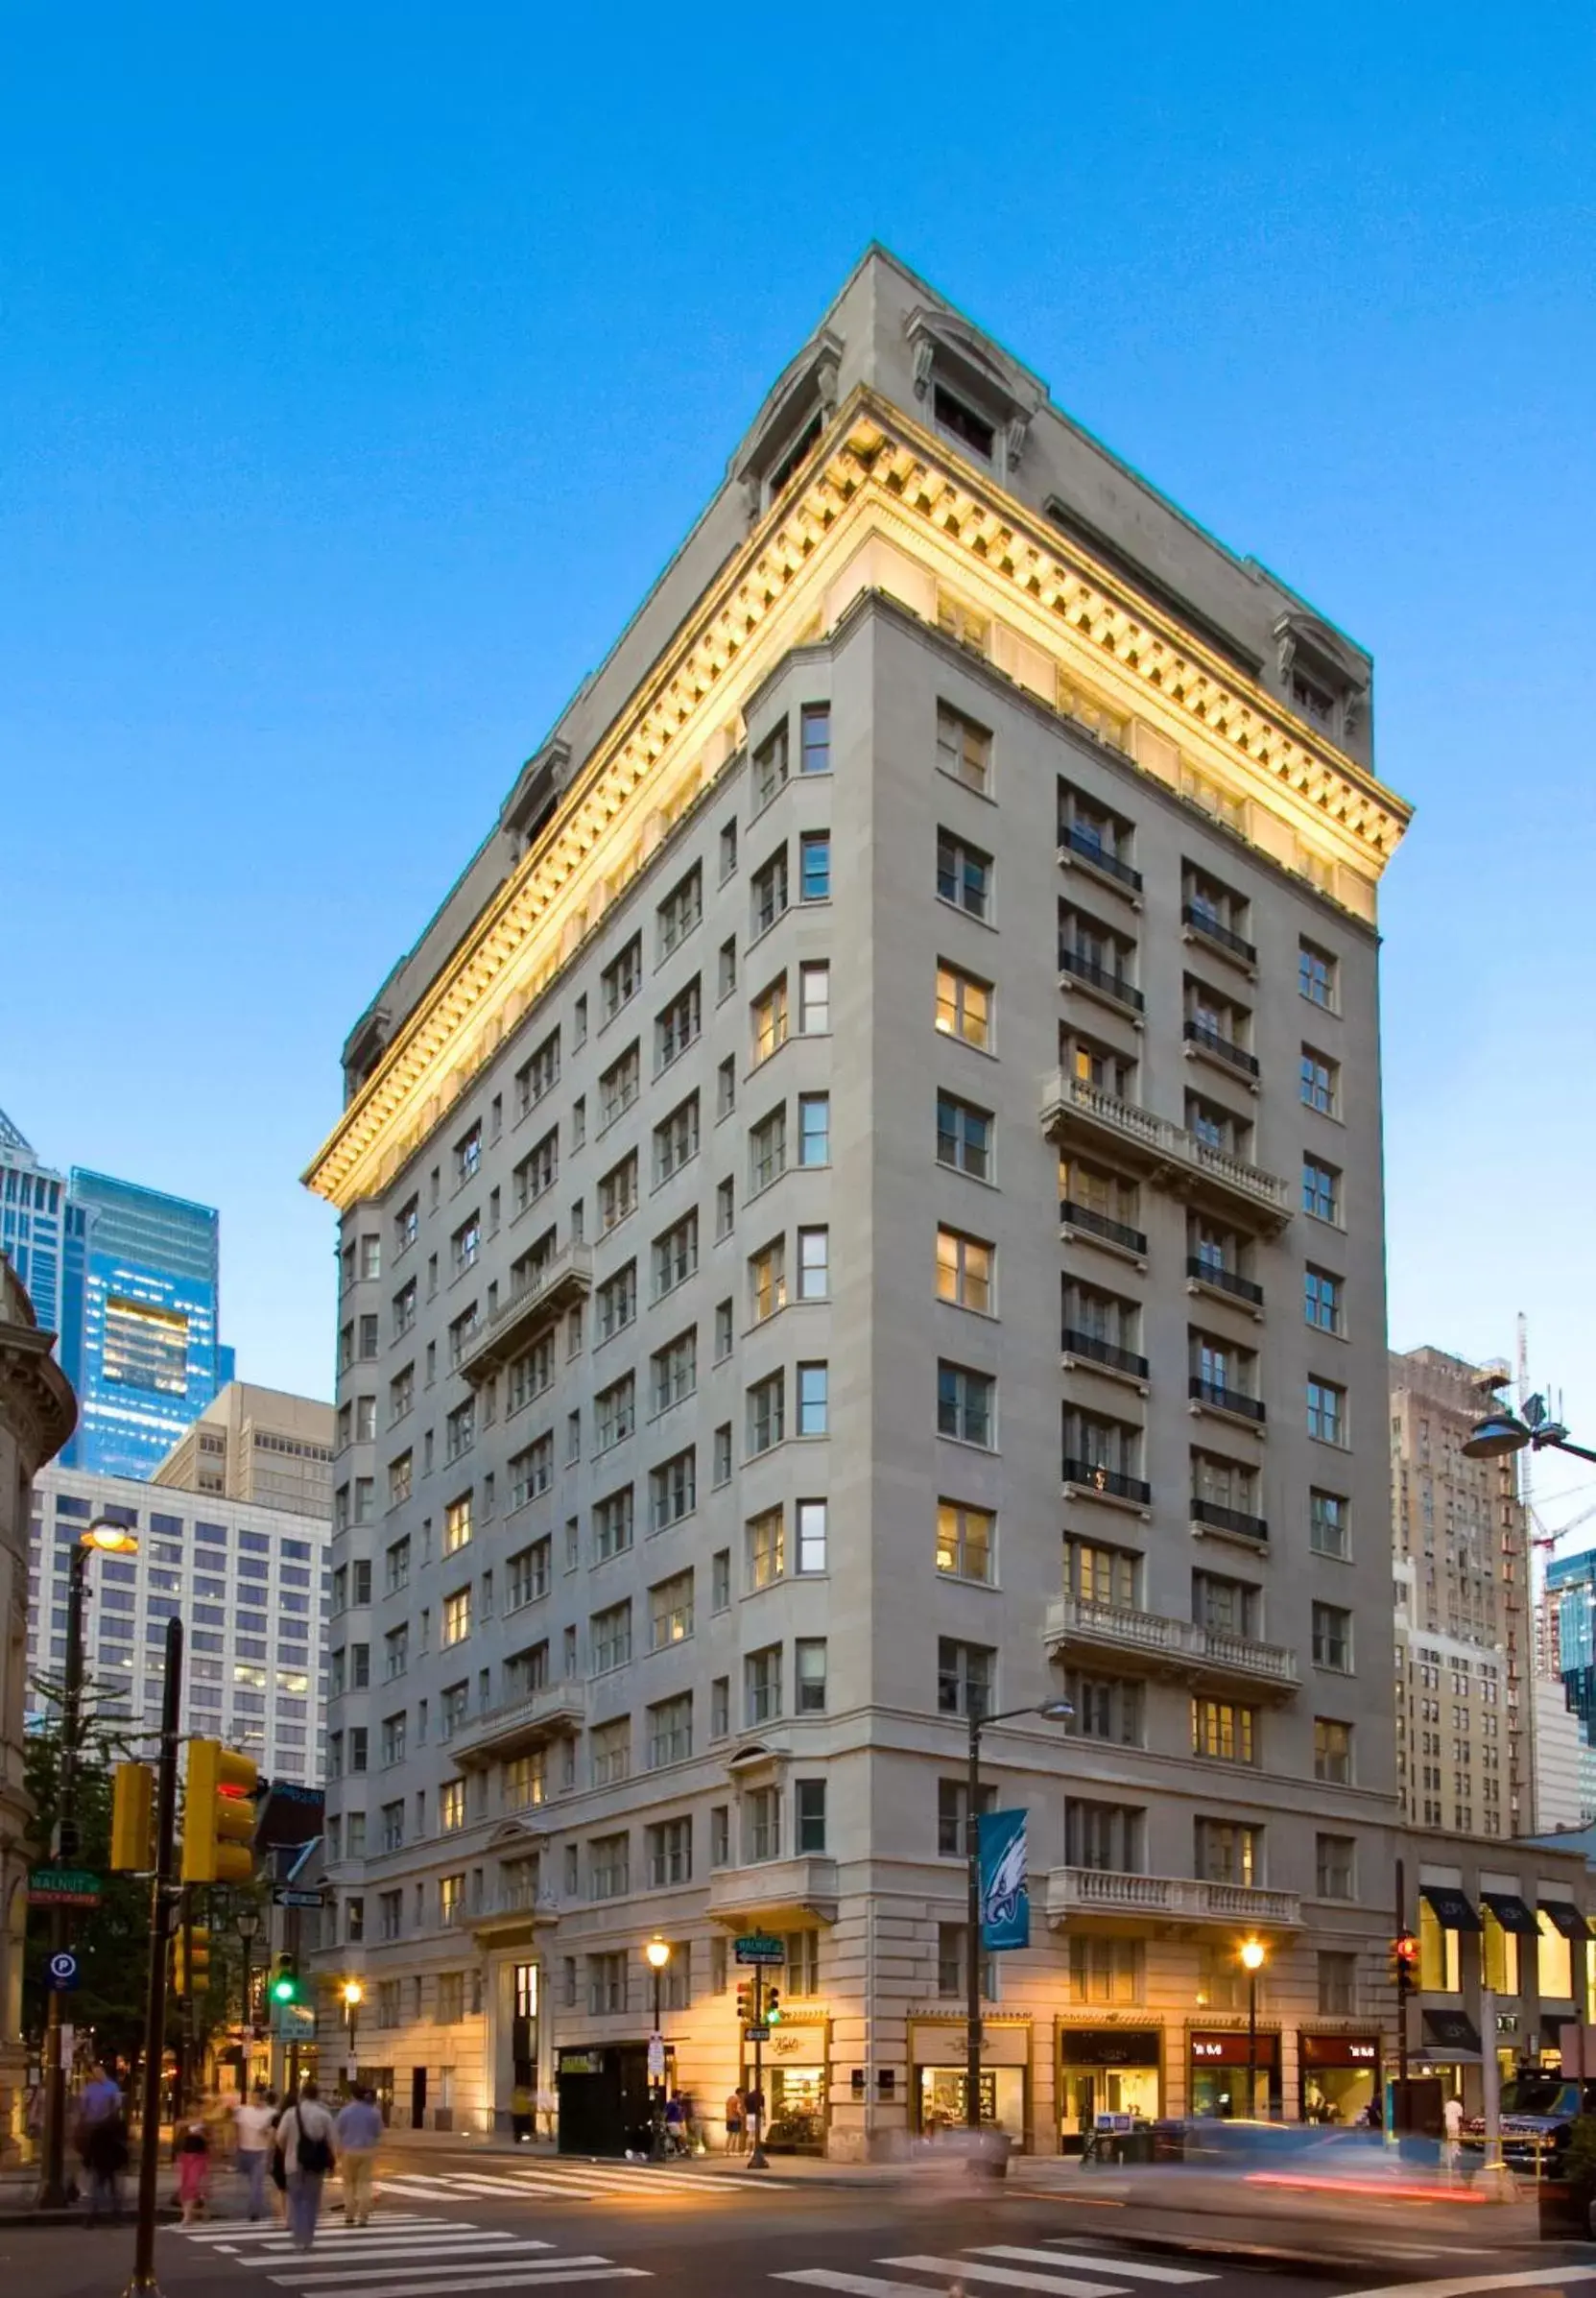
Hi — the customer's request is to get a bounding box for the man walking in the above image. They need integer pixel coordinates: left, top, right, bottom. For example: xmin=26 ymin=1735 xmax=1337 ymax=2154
xmin=235 ymin=2086 xmax=275 ymax=2221
xmin=276 ymin=2081 xmax=336 ymax=2250
xmin=335 ymin=2086 xmax=383 ymax=2226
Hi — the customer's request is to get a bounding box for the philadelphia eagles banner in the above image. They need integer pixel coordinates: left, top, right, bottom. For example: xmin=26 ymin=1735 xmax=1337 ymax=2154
xmin=977 ymin=1807 xmax=1030 ymax=1951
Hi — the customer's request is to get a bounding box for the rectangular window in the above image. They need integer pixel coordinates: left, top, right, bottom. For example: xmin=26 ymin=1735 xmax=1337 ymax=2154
xmin=508 ymin=1434 xmax=553 ymax=1510
xmin=506 ymin=1540 xmax=551 ymax=1611
xmin=592 ymin=1486 xmax=634 ymax=1563
xmin=599 ymin=1041 xmax=640 ymax=1130
xmin=1194 ymin=1818 xmax=1260 ymax=1886
xmin=656 ymin=978 xmax=701 ymax=1070
xmin=654 ymin=1094 xmax=700 ymax=1185
xmin=799 ymin=832 xmax=830 ymax=901
xmin=650 ymin=1328 xmax=697 ymax=1417
xmin=593 ymin=1373 xmax=636 ymax=1453
xmin=754 ymin=721 xmax=790 ymax=808
xmin=1301 ymin=1045 xmax=1339 ymax=1118
xmin=797 ymin=1361 xmax=828 ymax=1437
xmin=516 ymin=1028 xmax=560 ymax=1117
xmin=936 ymin=961 xmax=991 ymax=1051
xmin=750 ymin=847 xmax=788 ymax=936
xmin=589 ymin=1833 xmax=630 ymax=1901
xmin=937 ymin=1090 xmax=992 ymax=1181
xmin=747 ymin=1505 xmax=785 ymax=1590
xmin=796 ymin=1640 xmax=827 ymax=1715
xmin=748 ymin=1370 xmax=785 ymax=1455
xmin=937 ymin=701 xmax=990 ymax=794
xmin=937 ymin=828 xmax=990 ymax=921
xmin=1192 ymin=1698 xmax=1256 ymax=1764
xmin=1299 ymin=940 xmax=1338 ymax=1010
xmin=657 ymin=863 xmax=702 ymax=958
xmin=1064 ymin=1799 xmax=1144 ymax=1872
xmin=716 ymin=1175 xmax=735 ymax=1236
xmin=649 ymin=1569 xmax=694 ymax=1651
xmin=649 ymin=1450 xmax=696 ymax=1533
xmin=937 ymin=1637 xmax=993 ymax=1720
xmin=1315 ymin=1833 xmax=1355 ymax=1900
xmin=648 ymin=1691 xmax=693 ymax=1769
xmin=1310 ymin=1489 xmax=1349 ymax=1559
xmin=590 ymin=1600 xmax=632 ymax=1674
xmin=441 ymin=1586 xmax=471 ymax=1646
xmin=711 ymin=1677 xmax=730 ymax=1738
xmin=1308 ymin=1377 xmax=1346 ymax=1445
xmin=599 ymin=1152 xmax=638 ymax=1233
xmin=645 ymin=1816 xmax=692 ymax=1889
xmin=1314 ymin=1717 xmax=1352 ymax=1783
xmin=1304 ymin=1266 xmax=1344 ymax=1333
xmin=451 ymin=1213 xmax=481 ymax=1276
xmin=938 ymin=1922 xmax=996 ymax=2000
xmin=713 ymin=1423 xmax=732 ymax=1485
xmin=799 ymin=704 xmax=830 ymax=776
xmin=443 ymin=1492 xmax=473 ymax=1556
xmin=1065 ymin=1937 xmax=1145 ymax=2008
xmin=601 ymin=935 xmax=642 ymax=1022
xmin=595 ymin=1260 xmax=637 ymax=1341
xmin=652 ymin=1210 xmax=698 ymax=1301
xmin=1303 ymin=1155 xmax=1342 ymax=1223
xmin=798 ymin=962 xmax=829 ymax=1034
xmin=752 ymin=976 xmax=789 ymax=1065
xmin=797 ymin=1225 xmax=828 ymax=1300
xmin=1312 ymin=1602 xmax=1352 ymax=1672
xmin=750 ymin=1106 xmax=787 ymax=1193
xmin=798 ymin=1092 xmax=830 ymax=1167
xmin=938 ymin=1360 xmax=993 ymax=1448
xmin=746 ymin=1784 xmax=781 ymax=1862
xmin=795 ymin=1497 xmax=827 ymax=1574
xmin=936 ymin=1227 xmax=992 ymax=1313
xmin=937 ymin=1500 xmax=994 ymax=1583
xmin=746 ymin=1644 xmax=782 ymax=1726
xmin=712 ymin=1549 xmax=731 ymax=1612
xmin=1063 ymin=1672 xmax=1144 ymax=1747
xmin=795 ymin=1778 xmax=827 ymax=1854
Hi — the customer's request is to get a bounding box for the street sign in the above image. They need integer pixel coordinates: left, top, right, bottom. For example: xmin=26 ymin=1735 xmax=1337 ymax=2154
xmin=273 ymin=1887 xmax=326 ymax=1909
xmin=647 ymin=2033 xmax=665 ymax=2081
xmin=46 ymin=1951 xmax=80 ymax=1993
xmin=272 ymin=2001 xmax=316 ymax=2041
xmin=744 ymin=2023 xmax=771 ymax=2044
xmin=733 ymin=1935 xmax=784 ymax=1965
xmin=29 ymin=1866 xmax=102 ymax=1907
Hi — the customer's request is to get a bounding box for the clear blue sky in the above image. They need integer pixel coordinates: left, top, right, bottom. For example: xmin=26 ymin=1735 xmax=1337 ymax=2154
xmin=4 ymin=7 xmax=1594 ymax=1520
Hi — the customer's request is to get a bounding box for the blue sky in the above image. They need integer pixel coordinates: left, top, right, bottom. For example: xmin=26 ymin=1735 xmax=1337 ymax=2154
xmin=4 ymin=6 xmax=1594 ymax=1522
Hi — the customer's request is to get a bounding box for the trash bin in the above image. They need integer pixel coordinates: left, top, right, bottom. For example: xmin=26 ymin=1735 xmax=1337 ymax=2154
xmin=1117 ymin=2129 xmax=1155 ymax=2166
xmin=968 ymin=2130 xmax=1012 ymax=2180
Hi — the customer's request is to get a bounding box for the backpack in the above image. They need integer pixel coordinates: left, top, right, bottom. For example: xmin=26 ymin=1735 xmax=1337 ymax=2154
xmin=296 ymin=2115 xmax=333 ymax=2175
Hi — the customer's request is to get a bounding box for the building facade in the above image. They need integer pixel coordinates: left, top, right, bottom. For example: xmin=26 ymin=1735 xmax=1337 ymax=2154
xmin=304 ymin=248 xmax=1415 ymax=2152
xmin=1543 ymin=1546 xmax=1596 ymax=1822
xmin=0 ymin=1258 xmax=76 ymax=2145
xmin=0 ymin=1111 xmax=66 ymax=1342
xmin=28 ymin=1463 xmax=330 ymax=1784
xmin=1391 ymin=1347 xmax=1535 ymax=1837
xmin=155 ymin=1381 xmax=335 ymax=1519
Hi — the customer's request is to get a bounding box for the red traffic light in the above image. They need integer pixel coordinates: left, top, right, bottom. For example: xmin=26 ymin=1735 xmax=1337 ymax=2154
xmin=1393 ymin=1930 xmax=1418 ymax=1970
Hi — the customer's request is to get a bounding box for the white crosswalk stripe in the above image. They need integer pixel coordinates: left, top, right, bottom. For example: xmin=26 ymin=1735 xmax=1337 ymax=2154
xmin=777 ymin=2247 xmax=1223 ymax=2298
xmin=171 ymin=2217 xmax=651 ymax=2296
xmin=376 ymin=2162 xmax=790 ymax=2203
xmin=880 ymin=2260 xmax=1125 ymax=2296
xmin=974 ymin=2256 xmax=1214 ymax=2286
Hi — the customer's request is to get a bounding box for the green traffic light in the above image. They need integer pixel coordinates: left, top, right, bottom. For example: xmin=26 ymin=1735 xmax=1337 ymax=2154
xmin=271 ymin=1974 xmax=298 ymax=2002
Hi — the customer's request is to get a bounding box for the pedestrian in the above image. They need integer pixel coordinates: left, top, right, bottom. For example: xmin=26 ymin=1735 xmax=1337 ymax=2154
xmin=235 ymin=2085 xmax=276 ymax=2221
xmin=744 ymin=2085 xmax=765 ymax=2155
xmin=177 ymin=2118 xmax=211 ymax=2224
xmin=663 ymin=2092 xmax=686 ymax=2158
xmin=724 ymin=2086 xmax=745 ymax=2156
xmin=511 ymin=2080 xmax=534 ymax=2144
xmin=81 ymin=2107 xmax=129 ymax=2223
xmin=335 ymin=2085 xmax=383 ymax=2226
xmin=1443 ymin=2091 xmax=1464 ymax=2179
xmin=277 ymin=2080 xmax=337 ymax=2250
xmin=268 ymin=2093 xmax=289 ymax=2222
xmin=78 ymin=2063 xmax=123 ymax=2127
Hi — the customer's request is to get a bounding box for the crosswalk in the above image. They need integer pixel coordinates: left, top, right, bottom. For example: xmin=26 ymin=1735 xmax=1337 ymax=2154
xmin=776 ymin=2241 xmax=1220 ymax=2298
xmin=171 ymin=2213 xmax=651 ymax=2298
xmin=374 ymin=2159 xmax=789 ymax=2205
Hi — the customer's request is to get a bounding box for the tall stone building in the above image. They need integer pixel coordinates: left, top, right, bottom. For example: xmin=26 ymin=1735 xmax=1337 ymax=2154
xmin=154 ymin=1380 xmax=335 ymax=1519
xmin=0 ymin=1257 xmax=76 ymax=2144
xmin=305 ymin=248 xmax=1413 ymax=2152
xmin=1390 ymin=1346 xmax=1534 ymax=1837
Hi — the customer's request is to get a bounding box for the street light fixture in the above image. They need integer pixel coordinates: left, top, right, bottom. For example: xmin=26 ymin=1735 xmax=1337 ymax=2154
xmin=964 ymin=1698 xmax=1073 ymax=2139
xmin=343 ymin=1978 xmax=364 ymax=2073
xmin=1239 ymin=1938 xmax=1267 ymax=2118
xmin=235 ymin=1904 xmax=262 ymax=2049
xmin=37 ymin=1518 xmax=140 ymax=2211
xmin=1462 ymin=1400 xmax=1596 ymax=1467
xmin=644 ymin=1940 xmax=672 ymax=2154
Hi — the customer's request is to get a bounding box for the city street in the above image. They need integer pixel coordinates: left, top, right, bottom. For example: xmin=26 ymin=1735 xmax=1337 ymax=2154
xmin=0 ymin=2153 xmax=1590 ymax=2298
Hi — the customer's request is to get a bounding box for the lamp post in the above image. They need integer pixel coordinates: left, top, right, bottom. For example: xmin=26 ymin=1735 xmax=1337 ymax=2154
xmin=37 ymin=1518 xmax=138 ymax=2212
xmin=343 ymin=1980 xmax=363 ymax=2082
xmin=236 ymin=1904 xmax=261 ymax=2085
xmin=1463 ymin=1400 xmax=1596 ymax=1468
xmin=965 ymin=1697 xmax=1073 ymax=2136
xmin=644 ymin=1940 xmax=671 ymax=2156
xmin=1240 ymin=1938 xmax=1267 ymax=2119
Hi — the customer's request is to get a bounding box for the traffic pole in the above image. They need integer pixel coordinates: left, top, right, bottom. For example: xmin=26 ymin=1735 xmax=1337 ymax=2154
xmin=125 ymin=1616 xmax=183 ymax=2298
xmin=747 ymin=1965 xmax=768 ymax=2170
xmin=36 ymin=1542 xmax=91 ymax=2209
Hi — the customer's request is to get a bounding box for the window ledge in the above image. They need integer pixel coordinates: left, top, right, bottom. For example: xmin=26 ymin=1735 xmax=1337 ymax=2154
xmin=936 ymin=893 xmax=999 ymax=936
xmin=937 ymin=1432 xmax=998 ymax=1457
xmin=1182 ymin=1041 xmax=1261 ymax=1096
xmin=1058 ymin=847 xmax=1142 ymax=911
xmin=936 ymin=763 xmax=997 ymax=807
xmin=1060 ymin=1221 xmax=1147 ymax=1273
xmin=1059 ymin=972 xmax=1146 ymax=1032
xmin=1181 ymin=922 xmax=1254 ymax=980
xmin=1187 ymin=1397 xmax=1267 ymax=1439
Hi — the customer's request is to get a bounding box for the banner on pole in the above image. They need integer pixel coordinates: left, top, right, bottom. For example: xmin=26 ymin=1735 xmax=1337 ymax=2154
xmin=977 ymin=1808 xmax=1030 ymax=1951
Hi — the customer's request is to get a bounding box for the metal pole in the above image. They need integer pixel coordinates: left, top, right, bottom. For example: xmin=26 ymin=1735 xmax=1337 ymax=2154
xmin=1248 ymin=1969 xmax=1258 ymax=2119
xmin=125 ymin=1615 xmax=183 ymax=2298
xmin=747 ymin=1967 xmax=768 ymax=2169
xmin=36 ymin=1542 xmax=91 ymax=2210
xmin=1395 ymin=1855 xmax=1409 ymax=2095
xmin=965 ymin=1712 xmax=982 ymax=2132
xmin=177 ymin=1888 xmax=195 ymax=2121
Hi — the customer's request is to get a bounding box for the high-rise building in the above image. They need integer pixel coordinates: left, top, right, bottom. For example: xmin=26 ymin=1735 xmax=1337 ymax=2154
xmin=27 ymin=1461 xmax=330 ymax=1783
xmin=154 ymin=1381 xmax=335 ymax=1519
xmin=304 ymin=249 xmax=1415 ymax=2151
xmin=1390 ymin=1346 xmax=1534 ymax=1836
xmin=0 ymin=1109 xmax=66 ymax=1337
xmin=63 ymin=1167 xmax=226 ymax=1480
xmin=1543 ymin=1546 xmax=1596 ymax=1822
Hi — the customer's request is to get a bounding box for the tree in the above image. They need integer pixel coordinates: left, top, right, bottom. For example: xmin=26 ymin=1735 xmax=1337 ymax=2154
xmin=23 ymin=1711 xmax=151 ymax=2070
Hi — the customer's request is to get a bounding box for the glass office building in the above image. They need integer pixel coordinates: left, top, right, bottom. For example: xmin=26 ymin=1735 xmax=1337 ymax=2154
xmin=62 ymin=1168 xmax=226 ymax=1479
xmin=0 ymin=1108 xmax=66 ymax=1338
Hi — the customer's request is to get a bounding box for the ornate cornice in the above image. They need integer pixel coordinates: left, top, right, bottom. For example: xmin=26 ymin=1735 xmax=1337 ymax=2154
xmin=0 ymin=1319 xmax=76 ymax=1473
xmin=305 ymin=385 xmax=1411 ymax=1210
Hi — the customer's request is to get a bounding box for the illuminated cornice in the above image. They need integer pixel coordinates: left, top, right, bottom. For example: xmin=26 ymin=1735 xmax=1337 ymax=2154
xmin=305 ymin=387 xmax=1411 ymax=1210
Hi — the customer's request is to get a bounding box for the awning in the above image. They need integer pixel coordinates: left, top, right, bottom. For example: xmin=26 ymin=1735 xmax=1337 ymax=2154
xmin=1537 ymin=1899 xmax=1591 ymax=1940
xmin=1420 ymin=1883 xmax=1482 ymax=1933
xmin=1420 ymin=2008 xmax=1482 ymax=2057
xmin=1481 ymin=1890 xmax=1540 ymax=1937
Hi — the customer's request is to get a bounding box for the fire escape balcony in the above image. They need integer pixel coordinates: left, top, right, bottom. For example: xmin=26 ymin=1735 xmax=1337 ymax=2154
xmin=1040 ymin=1071 xmax=1291 ymax=1231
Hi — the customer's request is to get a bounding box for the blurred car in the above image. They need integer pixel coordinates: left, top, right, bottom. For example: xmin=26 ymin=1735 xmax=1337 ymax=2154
xmin=1463 ymin=2073 xmax=1596 ymax=2177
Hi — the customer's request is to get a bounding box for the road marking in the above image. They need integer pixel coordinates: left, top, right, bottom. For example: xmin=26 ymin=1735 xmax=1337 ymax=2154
xmin=1326 ymin=2275 xmax=1596 ymax=2298
xmin=267 ymin=2274 xmax=649 ymax=2298
xmin=235 ymin=2240 xmax=536 ymax=2269
xmin=178 ymin=2221 xmax=465 ymax=2244
xmin=289 ymin=2256 xmax=613 ymax=2290
xmin=988 ymin=2257 xmax=1212 ymax=2286
xmin=881 ymin=2262 xmax=1122 ymax=2298
xmin=777 ymin=2277 xmax=965 ymax=2298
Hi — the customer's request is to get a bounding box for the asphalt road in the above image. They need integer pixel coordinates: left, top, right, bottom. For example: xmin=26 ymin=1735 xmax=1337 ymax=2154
xmin=2 ymin=2146 xmax=1589 ymax=2298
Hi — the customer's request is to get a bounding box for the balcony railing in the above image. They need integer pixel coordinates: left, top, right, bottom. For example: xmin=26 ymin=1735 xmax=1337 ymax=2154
xmin=1043 ymin=1592 xmax=1298 ymax=1692
xmin=1189 ymin=1376 xmax=1266 ymax=1424
xmin=1187 ymin=1257 xmax=1265 ymax=1306
xmin=445 ymin=1678 xmax=588 ymax=1766
xmin=1191 ymin=1496 xmax=1270 ymax=1543
xmin=1060 ymin=1199 xmax=1147 ymax=1257
xmin=1182 ymin=904 xmax=1257 ymax=966
xmin=1061 ymin=1457 xmax=1152 ymax=1506
xmin=1062 ymin=1329 xmax=1150 ymax=1380
xmin=707 ymin=1855 xmax=840 ymax=1926
xmin=1045 ymin=1866 xmax=1300 ymax=1928
xmin=1183 ymin=1018 xmax=1260 ymax=1078
xmin=1058 ymin=947 xmax=1145 ymax=1013
xmin=1040 ymin=1072 xmax=1291 ymax=1227
xmin=458 ymin=1242 xmax=594 ymax=1381
xmin=1059 ymin=826 xmax=1142 ymax=892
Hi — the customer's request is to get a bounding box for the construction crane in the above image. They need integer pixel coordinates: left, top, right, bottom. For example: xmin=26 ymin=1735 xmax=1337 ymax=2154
xmin=1533 ymin=1500 xmax=1596 ymax=1554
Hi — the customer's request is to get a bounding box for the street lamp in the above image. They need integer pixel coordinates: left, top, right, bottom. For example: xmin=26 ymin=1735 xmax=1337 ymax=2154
xmin=235 ymin=1904 xmax=261 ymax=2054
xmin=343 ymin=1979 xmax=364 ymax=2075
xmin=644 ymin=1940 xmax=671 ymax=2155
xmin=964 ymin=1698 xmax=1073 ymax=2137
xmin=1239 ymin=1938 xmax=1267 ymax=2119
xmin=37 ymin=1518 xmax=139 ymax=2211
xmin=1463 ymin=1399 xmax=1596 ymax=1467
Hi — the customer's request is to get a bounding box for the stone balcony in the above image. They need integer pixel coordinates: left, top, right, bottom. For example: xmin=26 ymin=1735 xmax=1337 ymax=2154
xmin=1039 ymin=1070 xmax=1291 ymax=1231
xmin=460 ymin=1243 xmax=594 ymax=1382
xmin=446 ymin=1679 xmax=588 ymax=1767
xmin=1045 ymin=1866 xmax=1301 ymax=1930
xmin=1043 ymin=1592 xmax=1298 ymax=1699
xmin=708 ymin=1855 xmax=840 ymax=1929
xmin=472 ymin=1879 xmax=561 ymax=1942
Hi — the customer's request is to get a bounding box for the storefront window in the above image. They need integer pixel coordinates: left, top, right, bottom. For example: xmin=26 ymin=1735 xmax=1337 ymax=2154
xmin=1059 ymin=2029 xmax=1160 ymax=2150
xmin=1190 ymin=2030 xmax=1278 ymax=2119
xmin=1419 ymin=1900 xmax=1461 ymax=1993
xmin=917 ymin=2064 xmax=1025 ymax=2138
xmin=1299 ymin=2035 xmax=1379 ymax=2126
xmin=1482 ymin=1914 xmax=1519 ymax=1996
xmin=765 ymin=2060 xmax=826 ymax=2152
xmin=1537 ymin=1911 xmax=1575 ymax=2002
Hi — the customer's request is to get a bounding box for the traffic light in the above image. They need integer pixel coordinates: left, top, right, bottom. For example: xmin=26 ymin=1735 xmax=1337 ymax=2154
xmin=735 ymin=1980 xmax=753 ymax=2027
xmin=766 ymin=1986 xmax=782 ymax=2025
xmin=173 ymin=1927 xmax=211 ymax=1999
xmin=271 ymin=1953 xmax=301 ymax=2007
xmin=182 ymin=1739 xmax=259 ymax=1885
xmin=109 ymin=1760 xmax=154 ymax=1871
xmin=1393 ymin=1930 xmax=1419 ymax=1990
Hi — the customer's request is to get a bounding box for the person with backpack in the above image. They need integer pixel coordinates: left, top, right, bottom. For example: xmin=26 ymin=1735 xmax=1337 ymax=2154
xmin=275 ymin=2081 xmax=336 ymax=2249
